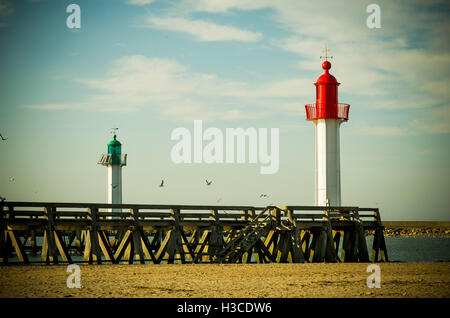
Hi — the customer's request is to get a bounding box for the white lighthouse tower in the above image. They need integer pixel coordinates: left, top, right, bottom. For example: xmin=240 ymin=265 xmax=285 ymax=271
xmin=305 ymin=56 xmax=350 ymax=207
xmin=98 ymin=130 xmax=127 ymax=212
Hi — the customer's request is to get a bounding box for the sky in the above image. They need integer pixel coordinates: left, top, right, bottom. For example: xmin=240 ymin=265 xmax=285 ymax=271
xmin=0 ymin=0 xmax=449 ymax=220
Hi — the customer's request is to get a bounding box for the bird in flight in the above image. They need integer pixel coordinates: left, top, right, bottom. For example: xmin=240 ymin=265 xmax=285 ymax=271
xmin=159 ymin=180 xmax=164 ymax=187
xmin=260 ymin=194 xmax=268 ymax=198
xmin=0 ymin=133 xmax=7 ymax=141
xmin=205 ymin=180 xmax=212 ymax=186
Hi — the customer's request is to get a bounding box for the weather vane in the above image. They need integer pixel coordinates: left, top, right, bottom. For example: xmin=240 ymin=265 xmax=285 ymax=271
xmin=111 ymin=127 xmax=118 ymax=136
xmin=320 ymin=46 xmax=333 ymax=61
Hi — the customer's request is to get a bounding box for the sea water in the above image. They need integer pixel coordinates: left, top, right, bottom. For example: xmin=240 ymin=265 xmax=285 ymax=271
xmin=366 ymin=236 xmax=450 ymax=262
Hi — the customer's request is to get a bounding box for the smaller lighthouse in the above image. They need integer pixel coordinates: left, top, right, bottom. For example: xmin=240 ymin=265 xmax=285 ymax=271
xmin=98 ymin=130 xmax=127 ymax=212
xmin=305 ymin=52 xmax=350 ymax=207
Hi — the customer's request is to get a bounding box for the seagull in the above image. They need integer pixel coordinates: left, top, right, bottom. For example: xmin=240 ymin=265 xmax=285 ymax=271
xmin=0 ymin=133 xmax=7 ymax=141
xmin=159 ymin=180 xmax=164 ymax=187
xmin=205 ymin=180 xmax=212 ymax=186
xmin=260 ymin=194 xmax=268 ymax=198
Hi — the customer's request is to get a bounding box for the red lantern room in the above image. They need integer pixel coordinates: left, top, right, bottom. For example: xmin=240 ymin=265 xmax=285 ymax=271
xmin=305 ymin=60 xmax=350 ymax=121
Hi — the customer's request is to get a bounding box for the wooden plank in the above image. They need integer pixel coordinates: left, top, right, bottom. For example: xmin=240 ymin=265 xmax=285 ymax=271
xmin=155 ymin=230 xmax=172 ymax=263
xmin=97 ymin=231 xmax=114 ymax=264
xmin=30 ymin=230 xmax=37 ymax=256
xmin=0 ymin=206 xmax=5 ymax=264
xmin=122 ymin=240 xmax=133 ymax=264
xmin=130 ymin=208 xmax=146 ymax=264
xmin=341 ymin=230 xmax=353 ymax=262
xmin=310 ymin=231 xmax=320 ymax=262
xmin=44 ymin=207 xmax=59 ymax=264
xmin=349 ymin=226 xmax=359 ymax=262
xmin=379 ymin=228 xmax=389 ymax=262
xmin=192 ymin=231 xmax=210 ymax=263
xmin=8 ymin=231 xmax=29 ymax=264
xmin=290 ymin=227 xmax=305 ymax=263
xmin=307 ymin=232 xmax=317 ymax=262
xmin=113 ymin=230 xmax=132 ymax=262
xmin=264 ymin=230 xmax=277 ymax=256
xmin=163 ymin=231 xmax=177 ymax=264
xmin=324 ymin=223 xmax=338 ymax=263
xmin=140 ymin=231 xmax=157 ymax=264
xmin=253 ymin=244 xmax=262 ymax=263
xmin=54 ymin=231 xmax=72 ymax=263
xmin=168 ymin=208 xmax=185 ymax=264
xmin=41 ymin=230 xmax=48 ymax=263
xmin=256 ymin=239 xmax=276 ymax=263
xmin=278 ymin=232 xmax=290 ymax=263
xmin=83 ymin=229 xmax=92 ymax=263
xmin=173 ymin=234 xmax=186 ymax=264
xmin=355 ymin=222 xmax=369 ymax=262
xmin=66 ymin=231 xmax=76 ymax=249
xmin=88 ymin=207 xmax=102 ymax=264
xmin=132 ymin=231 xmax=146 ymax=264
xmin=312 ymin=230 xmax=327 ymax=263
xmin=333 ymin=231 xmax=342 ymax=262
xmin=301 ymin=231 xmax=311 ymax=258
xmin=180 ymin=230 xmax=194 ymax=261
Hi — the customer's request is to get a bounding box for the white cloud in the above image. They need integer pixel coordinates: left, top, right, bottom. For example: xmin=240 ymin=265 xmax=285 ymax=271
xmin=125 ymin=0 xmax=156 ymax=5
xmin=350 ymin=124 xmax=410 ymax=137
xmin=27 ymin=1 xmax=450 ymax=133
xmin=412 ymin=105 xmax=450 ymax=134
xmin=26 ymin=55 xmax=256 ymax=120
xmin=172 ymin=0 xmax=271 ymax=14
xmin=147 ymin=16 xmax=262 ymax=42
xmin=25 ymin=55 xmax=315 ymax=122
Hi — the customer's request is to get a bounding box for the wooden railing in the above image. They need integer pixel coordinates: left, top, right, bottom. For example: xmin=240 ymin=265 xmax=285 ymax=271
xmin=0 ymin=202 xmax=388 ymax=264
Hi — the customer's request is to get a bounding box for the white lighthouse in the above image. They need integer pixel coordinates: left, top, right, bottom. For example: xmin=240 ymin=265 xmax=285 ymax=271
xmin=98 ymin=132 xmax=127 ymax=212
xmin=305 ymin=58 xmax=350 ymax=207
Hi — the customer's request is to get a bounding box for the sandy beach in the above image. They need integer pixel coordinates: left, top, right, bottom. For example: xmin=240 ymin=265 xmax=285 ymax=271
xmin=0 ymin=262 xmax=449 ymax=298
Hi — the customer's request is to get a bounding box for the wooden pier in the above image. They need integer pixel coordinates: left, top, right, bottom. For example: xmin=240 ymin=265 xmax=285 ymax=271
xmin=0 ymin=202 xmax=388 ymax=264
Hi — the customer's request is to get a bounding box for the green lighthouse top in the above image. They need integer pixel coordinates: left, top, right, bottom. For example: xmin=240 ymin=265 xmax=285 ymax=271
xmin=97 ymin=130 xmax=127 ymax=166
xmin=108 ymin=134 xmax=121 ymax=147
xmin=108 ymin=134 xmax=122 ymax=156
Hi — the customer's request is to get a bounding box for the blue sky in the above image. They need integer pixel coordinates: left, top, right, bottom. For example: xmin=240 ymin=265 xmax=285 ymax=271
xmin=0 ymin=0 xmax=449 ymax=220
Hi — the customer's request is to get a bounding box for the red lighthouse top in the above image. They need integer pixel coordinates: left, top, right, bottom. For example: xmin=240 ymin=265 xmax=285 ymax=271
xmin=316 ymin=61 xmax=338 ymax=84
xmin=305 ymin=60 xmax=349 ymax=121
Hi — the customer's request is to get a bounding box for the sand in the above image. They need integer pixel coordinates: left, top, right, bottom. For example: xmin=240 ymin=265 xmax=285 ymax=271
xmin=0 ymin=263 xmax=449 ymax=298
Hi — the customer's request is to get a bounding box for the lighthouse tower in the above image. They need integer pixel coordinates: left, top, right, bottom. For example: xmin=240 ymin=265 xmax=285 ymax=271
xmin=305 ymin=57 xmax=350 ymax=207
xmin=98 ymin=132 xmax=127 ymax=212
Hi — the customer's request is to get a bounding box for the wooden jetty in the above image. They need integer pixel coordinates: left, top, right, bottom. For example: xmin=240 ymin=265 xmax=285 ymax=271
xmin=0 ymin=202 xmax=388 ymax=264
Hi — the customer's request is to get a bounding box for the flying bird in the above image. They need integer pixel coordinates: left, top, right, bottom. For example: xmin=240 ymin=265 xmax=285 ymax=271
xmin=0 ymin=133 xmax=7 ymax=141
xmin=260 ymin=194 xmax=268 ymax=198
xmin=205 ymin=180 xmax=212 ymax=186
xmin=159 ymin=180 xmax=164 ymax=187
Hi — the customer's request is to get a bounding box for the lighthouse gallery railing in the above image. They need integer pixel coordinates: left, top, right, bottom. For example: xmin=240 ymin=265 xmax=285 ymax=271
xmin=305 ymin=103 xmax=350 ymax=120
